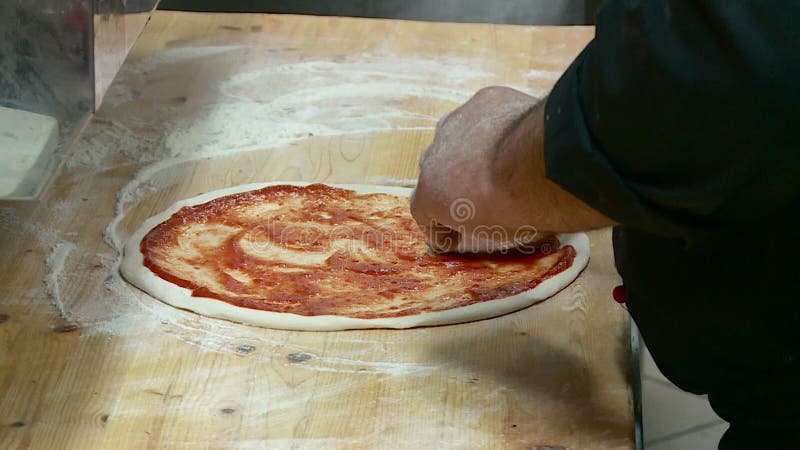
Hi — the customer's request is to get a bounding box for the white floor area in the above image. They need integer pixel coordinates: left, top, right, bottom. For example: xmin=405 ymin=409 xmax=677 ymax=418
xmin=641 ymin=343 xmax=728 ymax=449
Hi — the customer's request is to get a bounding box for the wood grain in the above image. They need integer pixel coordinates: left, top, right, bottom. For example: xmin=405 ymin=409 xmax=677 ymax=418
xmin=0 ymin=11 xmax=632 ymax=449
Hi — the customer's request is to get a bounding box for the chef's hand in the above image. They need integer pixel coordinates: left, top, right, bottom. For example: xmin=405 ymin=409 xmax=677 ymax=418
xmin=411 ymin=86 xmax=615 ymax=254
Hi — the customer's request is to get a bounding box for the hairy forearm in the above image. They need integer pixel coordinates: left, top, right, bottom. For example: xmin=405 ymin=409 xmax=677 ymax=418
xmin=489 ymin=97 xmax=617 ymax=233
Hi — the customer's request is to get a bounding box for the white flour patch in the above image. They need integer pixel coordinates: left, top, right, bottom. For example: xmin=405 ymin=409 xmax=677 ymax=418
xmin=523 ymin=69 xmax=563 ymax=81
xmin=220 ymin=57 xmax=492 ymax=89
xmin=101 ymin=45 xmax=253 ymax=109
xmin=138 ymin=45 xmax=253 ymax=68
xmin=0 ymin=206 xmax=63 ymax=246
xmin=310 ymin=356 xmax=440 ymax=376
xmin=68 ymin=119 xmax=166 ymax=168
xmin=44 ymin=241 xmax=76 ymax=320
xmin=363 ymin=176 xmax=418 ymax=187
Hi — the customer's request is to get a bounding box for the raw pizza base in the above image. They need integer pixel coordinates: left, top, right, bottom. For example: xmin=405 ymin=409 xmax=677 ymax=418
xmin=121 ymin=182 xmax=590 ymax=331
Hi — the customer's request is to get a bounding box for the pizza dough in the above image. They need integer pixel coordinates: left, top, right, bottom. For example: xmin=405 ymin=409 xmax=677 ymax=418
xmin=121 ymin=182 xmax=590 ymax=330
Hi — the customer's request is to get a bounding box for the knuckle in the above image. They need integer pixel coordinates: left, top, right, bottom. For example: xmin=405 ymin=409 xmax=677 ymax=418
xmin=435 ymin=112 xmax=451 ymax=131
xmin=475 ymin=86 xmax=498 ymax=96
xmin=474 ymin=86 xmax=507 ymax=98
xmin=409 ymin=187 xmax=427 ymax=221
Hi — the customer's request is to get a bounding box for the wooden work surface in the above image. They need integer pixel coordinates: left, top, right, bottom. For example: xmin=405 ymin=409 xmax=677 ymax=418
xmin=0 ymin=12 xmax=633 ymax=449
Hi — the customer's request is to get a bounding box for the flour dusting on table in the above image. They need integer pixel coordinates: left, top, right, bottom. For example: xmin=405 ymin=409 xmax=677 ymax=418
xmin=41 ymin=47 xmax=513 ymax=355
xmin=44 ymin=241 xmax=76 ymax=321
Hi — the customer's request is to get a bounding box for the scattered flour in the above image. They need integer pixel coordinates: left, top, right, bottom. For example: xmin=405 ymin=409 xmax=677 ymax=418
xmin=44 ymin=241 xmax=76 ymax=320
xmin=0 ymin=206 xmax=63 ymax=246
xmin=102 ymin=45 xmax=253 ymax=107
xmin=312 ymin=356 xmax=440 ymax=376
xmin=523 ymin=69 xmax=563 ymax=81
xmin=364 ymin=176 xmax=418 ymax=187
xmin=42 ymin=47 xmax=503 ymax=357
xmin=69 ymin=119 xmax=166 ymax=167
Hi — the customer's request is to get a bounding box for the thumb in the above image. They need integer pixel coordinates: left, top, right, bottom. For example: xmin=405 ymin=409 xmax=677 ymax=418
xmin=425 ymin=221 xmax=462 ymax=254
xmin=410 ymin=186 xmax=462 ymax=253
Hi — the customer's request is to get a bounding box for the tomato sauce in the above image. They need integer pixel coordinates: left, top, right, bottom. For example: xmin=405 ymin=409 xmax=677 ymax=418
xmin=141 ymin=184 xmax=575 ymax=318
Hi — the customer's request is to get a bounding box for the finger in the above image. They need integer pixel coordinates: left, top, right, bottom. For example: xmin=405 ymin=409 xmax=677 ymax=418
xmin=426 ymin=221 xmax=462 ymax=254
xmin=511 ymin=227 xmax=548 ymax=254
xmin=411 ymin=185 xmax=459 ymax=252
xmin=409 ymin=186 xmax=426 ymax=226
xmin=435 ymin=111 xmax=451 ymax=131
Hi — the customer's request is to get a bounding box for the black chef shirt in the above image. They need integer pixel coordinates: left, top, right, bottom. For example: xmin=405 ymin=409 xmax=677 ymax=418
xmin=542 ymin=2 xmax=799 ymax=448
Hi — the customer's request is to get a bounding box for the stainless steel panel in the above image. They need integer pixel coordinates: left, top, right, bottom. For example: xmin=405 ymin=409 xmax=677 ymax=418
xmin=0 ymin=0 xmax=92 ymax=199
xmin=94 ymin=0 xmax=159 ymax=109
xmin=160 ymin=0 xmax=588 ymax=25
xmin=0 ymin=0 xmax=157 ymax=200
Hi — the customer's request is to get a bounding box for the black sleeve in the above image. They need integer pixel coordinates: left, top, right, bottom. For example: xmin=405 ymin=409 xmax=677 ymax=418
xmin=543 ymin=0 xmax=800 ymax=240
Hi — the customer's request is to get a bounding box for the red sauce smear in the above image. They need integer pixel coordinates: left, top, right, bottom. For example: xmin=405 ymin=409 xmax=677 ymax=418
xmin=141 ymin=184 xmax=576 ymax=318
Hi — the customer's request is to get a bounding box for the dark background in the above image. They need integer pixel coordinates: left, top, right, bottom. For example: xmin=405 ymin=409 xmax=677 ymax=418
xmin=159 ymin=0 xmax=602 ymax=25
